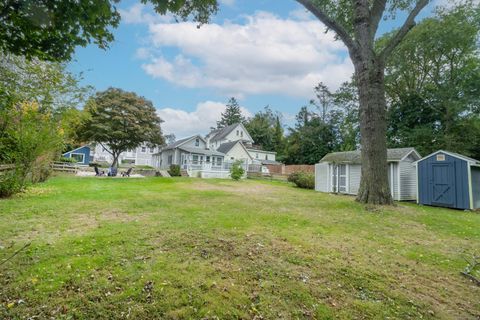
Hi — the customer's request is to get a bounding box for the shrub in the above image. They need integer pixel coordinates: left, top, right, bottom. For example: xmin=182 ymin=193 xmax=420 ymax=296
xmin=289 ymin=171 xmax=315 ymax=189
xmin=230 ymin=160 xmax=245 ymax=181
xmin=168 ymin=164 xmax=181 ymax=177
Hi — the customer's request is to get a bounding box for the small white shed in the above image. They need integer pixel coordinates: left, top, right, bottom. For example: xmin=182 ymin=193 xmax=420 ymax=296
xmin=315 ymin=148 xmax=421 ymax=201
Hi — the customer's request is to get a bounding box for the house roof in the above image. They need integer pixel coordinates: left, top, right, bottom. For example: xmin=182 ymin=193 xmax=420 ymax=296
xmin=320 ymin=148 xmax=419 ymax=164
xmin=177 ymin=146 xmax=225 ymax=157
xmin=208 ymin=123 xmax=239 ymax=141
xmin=217 ymin=141 xmax=254 ymax=160
xmin=162 ymin=135 xmax=206 ymax=151
xmin=246 ymin=147 xmax=277 ymax=154
xmin=417 ymin=150 xmax=480 ymax=165
xmin=216 ymin=141 xmax=239 ymax=154
xmin=62 ymin=144 xmax=91 ymax=155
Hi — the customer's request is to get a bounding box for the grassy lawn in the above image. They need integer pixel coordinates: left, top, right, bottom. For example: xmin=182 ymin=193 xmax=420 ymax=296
xmin=0 ymin=176 xmax=479 ymax=319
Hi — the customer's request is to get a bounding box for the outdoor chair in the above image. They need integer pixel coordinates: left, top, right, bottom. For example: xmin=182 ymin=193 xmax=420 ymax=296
xmin=122 ymin=167 xmax=133 ymax=177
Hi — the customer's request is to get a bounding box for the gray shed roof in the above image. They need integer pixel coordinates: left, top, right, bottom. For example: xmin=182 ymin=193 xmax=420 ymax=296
xmin=178 ymin=146 xmax=225 ymax=157
xmin=320 ymin=148 xmax=418 ymax=164
xmin=216 ymin=141 xmax=239 ymax=154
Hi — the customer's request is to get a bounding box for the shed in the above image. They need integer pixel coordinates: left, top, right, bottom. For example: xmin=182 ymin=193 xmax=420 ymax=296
xmin=417 ymin=150 xmax=480 ymax=210
xmin=62 ymin=145 xmax=92 ymax=165
xmin=315 ymin=148 xmax=421 ymax=201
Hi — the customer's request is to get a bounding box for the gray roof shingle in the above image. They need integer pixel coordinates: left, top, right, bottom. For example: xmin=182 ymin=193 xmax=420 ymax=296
xmin=216 ymin=141 xmax=239 ymax=154
xmin=320 ymin=148 xmax=418 ymax=164
xmin=209 ymin=123 xmax=239 ymax=142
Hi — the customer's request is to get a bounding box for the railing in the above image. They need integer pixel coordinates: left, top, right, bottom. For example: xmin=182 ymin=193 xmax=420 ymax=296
xmin=51 ymin=162 xmax=79 ymax=173
xmin=182 ymin=160 xmax=247 ymax=173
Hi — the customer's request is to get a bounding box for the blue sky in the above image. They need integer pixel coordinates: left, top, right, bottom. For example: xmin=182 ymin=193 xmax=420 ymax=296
xmin=68 ymin=0 xmax=440 ymax=138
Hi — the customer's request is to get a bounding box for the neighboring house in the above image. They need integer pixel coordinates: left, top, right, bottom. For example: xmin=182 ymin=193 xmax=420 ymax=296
xmin=417 ymin=150 xmax=480 ymax=210
xmin=91 ymin=143 xmax=160 ymax=166
xmin=62 ymin=145 xmax=93 ymax=165
xmin=154 ymin=123 xmax=276 ymax=177
xmin=246 ymin=145 xmax=278 ymax=164
xmin=63 ymin=143 xmax=160 ymax=166
xmin=315 ymin=148 xmax=421 ymax=201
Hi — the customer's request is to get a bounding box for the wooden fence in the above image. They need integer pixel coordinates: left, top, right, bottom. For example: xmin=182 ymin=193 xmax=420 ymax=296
xmin=51 ymin=162 xmax=79 ymax=173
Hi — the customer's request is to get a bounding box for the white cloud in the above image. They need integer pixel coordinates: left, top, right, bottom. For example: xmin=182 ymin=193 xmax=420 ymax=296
xmin=139 ymin=11 xmax=353 ymax=98
xmin=157 ymin=101 xmax=252 ymax=137
xmin=119 ymin=3 xmax=173 ymax=25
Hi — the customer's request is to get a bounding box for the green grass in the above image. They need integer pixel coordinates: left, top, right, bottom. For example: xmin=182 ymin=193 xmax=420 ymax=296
xmin=0 ymin=176 xmax=479 ymax=319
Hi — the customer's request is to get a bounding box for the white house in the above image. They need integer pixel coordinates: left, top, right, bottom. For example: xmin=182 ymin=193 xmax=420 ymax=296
xmin=315 ymin=148 xmax=421 ymax=201
xmin=154 ymin=123 xmax=277 ymax=177
xmin=92 ymin=143 xmax=160 ymax=166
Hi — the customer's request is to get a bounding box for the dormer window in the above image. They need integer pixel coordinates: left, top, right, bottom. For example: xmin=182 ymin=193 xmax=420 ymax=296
xmin=241 ymin=131 xmax=243 ymax=137
xmin=236 ymin=130 xmax=239 ymax=136
xmin=195 ymin=138 xmax=200 ymax=147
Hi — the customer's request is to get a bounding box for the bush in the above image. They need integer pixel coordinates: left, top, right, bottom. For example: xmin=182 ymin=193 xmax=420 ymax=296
xmin=230 ymin=160 xmax=245 ymax=181
xmin=289 ymin=171 xmax=315 ymax=189
xmin=168 ymin=164 xmax=181 ymax=177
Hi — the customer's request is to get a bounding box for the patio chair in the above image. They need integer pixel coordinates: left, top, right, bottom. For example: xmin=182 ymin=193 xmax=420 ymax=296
xmin=122 ymin=167 xmax=133 ymax=177
xmin=94 ymin=165 xmax=103 ymax=176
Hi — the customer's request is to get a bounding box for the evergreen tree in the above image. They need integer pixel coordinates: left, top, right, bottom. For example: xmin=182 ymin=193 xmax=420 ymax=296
xmin=217 ymin=97 xmax=245 ymax=128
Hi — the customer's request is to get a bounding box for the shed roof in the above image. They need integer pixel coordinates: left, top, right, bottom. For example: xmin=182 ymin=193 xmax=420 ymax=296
xmin=320 ymin=148 xmax=418 ymax=164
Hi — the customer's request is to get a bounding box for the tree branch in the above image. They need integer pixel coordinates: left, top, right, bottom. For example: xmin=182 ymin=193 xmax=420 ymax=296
xmin=379 ymin=0 xmax=429 ymax=62
xmin=98 ymin=142 xmax=114 ymax=157
xmin=295 ymin=0 xmax=358 ymax=54
xmin=369 ymin=0 xmax=387 ymax=40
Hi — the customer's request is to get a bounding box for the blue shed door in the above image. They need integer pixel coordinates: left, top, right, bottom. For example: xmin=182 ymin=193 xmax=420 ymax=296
xmin=431 ymin=163 xmax=455 ymax=208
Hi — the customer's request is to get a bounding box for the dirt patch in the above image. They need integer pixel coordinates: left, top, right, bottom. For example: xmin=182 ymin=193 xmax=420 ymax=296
xmin=96 ymin=209 xmax=147 ymax=223
xmin=189 ymin=181 xmax=278 ymax=196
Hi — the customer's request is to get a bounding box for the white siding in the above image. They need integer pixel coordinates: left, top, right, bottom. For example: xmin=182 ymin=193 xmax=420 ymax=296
xmin=398 ymin=155 xmax=417 ymax=201
xmin=182 ymin=137 xmax=207 ymax=149
xmin=348 ymin=164 xmax=361 ymax=195
xmin=315 ymin=163 xmax=329 ymax=192
xmin=248 ymin=150 xmax=276 ymax=162
xmin=224 ymin=124 xmax=254 ymax=144
xmin=224 ymin=143 xmax=252 ymax=164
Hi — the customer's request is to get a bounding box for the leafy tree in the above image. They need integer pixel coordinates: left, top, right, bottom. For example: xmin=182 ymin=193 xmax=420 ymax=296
xmin=283 ymin=106 xmax=338 ymax=165
xmin=382 ymin=4 xmax=480 ymax=158
xmin=80 ymin=88 xmax=164 ymax=168
xmin=272 ymin=115 xmax=285 ymax=159
xmin=217 ymin=97 xmax=245 ymax=128
xmin=244 ymin=106 xmax=276 ymax=149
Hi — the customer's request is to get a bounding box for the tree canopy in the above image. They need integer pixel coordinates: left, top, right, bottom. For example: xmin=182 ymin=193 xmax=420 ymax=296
xmin=217 ymin=97 xmax=245 ymax=128
xmin=80 ymin=88 xmax=164 ymax=167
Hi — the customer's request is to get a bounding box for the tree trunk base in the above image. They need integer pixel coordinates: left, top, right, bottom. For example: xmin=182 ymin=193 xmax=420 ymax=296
xmin=356 ymin=186 xmax=393 ymax=205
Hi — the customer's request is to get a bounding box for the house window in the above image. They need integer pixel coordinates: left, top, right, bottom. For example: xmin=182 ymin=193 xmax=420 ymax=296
xmin=141 ymin=147 xmax=146 ymax=153
xmin=436 ymin=154 xmax=445 ymax=161
xmin=70 ymin=153 xmax=84 ymax=163
xmin=195 ymin=138 xmax=200 ymax=147
xmin=206 ymin=156 xmax=211 ymax=163
xmin=241 ymin=131 xmax=243 ymax=137
xmin=167 ymin=155 xmax=173 ymax=165
xmin=256 ymin=153 xmax=259 ymax=159
xmin=265 ymin=154 xmax=268 ymax=160
xmin=192 ymin=155 xmax=199 ymax=164
xmin=236 ymin=130 xmax=239 ymax=136
xmin=217 ymin=158 xmax=222 ymax=166
xmin=231 ymin=157 xmax=234 ymax=160
xmin=150 ymin=147 xmax=154 ymax=153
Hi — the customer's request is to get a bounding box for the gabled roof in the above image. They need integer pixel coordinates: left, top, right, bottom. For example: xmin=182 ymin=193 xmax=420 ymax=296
xmin=320 ymin=148 xmax=419 ymax=164
xmin=177 ymin=146 xmax=225 ymax=157
xmin=162 ymin=135 xmax=206 ymax=151
xmin=216 ymin=141 xmax=239 ymax=154
xmin=208 ymin=123 xmax=253 ymax=142
xmin=217 ymin=141 xmax=253 ymax=160
xmin=417 ymin=150 xmax=480 ymax=165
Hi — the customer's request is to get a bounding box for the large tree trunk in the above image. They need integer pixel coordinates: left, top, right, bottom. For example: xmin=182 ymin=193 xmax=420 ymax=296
xmin=355 ymin=59 xmax=393 ymax=205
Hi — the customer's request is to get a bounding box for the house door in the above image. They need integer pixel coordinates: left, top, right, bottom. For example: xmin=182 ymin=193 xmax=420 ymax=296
xmin=431 ymin=163 xmax=455 ymax=208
